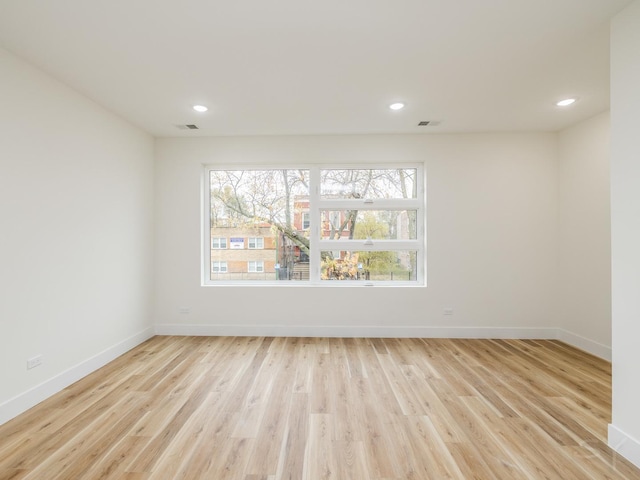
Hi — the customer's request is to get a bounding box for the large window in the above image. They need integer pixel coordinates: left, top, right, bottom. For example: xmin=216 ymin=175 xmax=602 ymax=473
xmin=203 ymin=166 xmax=424 ymax=285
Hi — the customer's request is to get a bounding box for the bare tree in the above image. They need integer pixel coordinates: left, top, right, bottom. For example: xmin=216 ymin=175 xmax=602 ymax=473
xmin=210 ymin=169 xmax=310 ymax=254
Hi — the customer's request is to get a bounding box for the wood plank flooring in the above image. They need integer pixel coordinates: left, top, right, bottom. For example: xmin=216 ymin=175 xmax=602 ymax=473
xmin=1 ymin=336 xmax=638 ymax=479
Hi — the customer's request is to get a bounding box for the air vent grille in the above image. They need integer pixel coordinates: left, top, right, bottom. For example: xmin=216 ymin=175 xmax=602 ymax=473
xmin=176 ymin=124 xmax=199 ymax=130
xmin=418 ymin=121 xmax=441 ymax=127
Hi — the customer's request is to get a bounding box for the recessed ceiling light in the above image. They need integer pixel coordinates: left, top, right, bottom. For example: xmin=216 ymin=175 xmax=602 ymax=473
xmin=193 ymin=105 xmax=208 ymax=112
xmin=556 ymin=98 xmax=577 ymax=107
xmin=389 ymin=102 xmax=405 ymax=110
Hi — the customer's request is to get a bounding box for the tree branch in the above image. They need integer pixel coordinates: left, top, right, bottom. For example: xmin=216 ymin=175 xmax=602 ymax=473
xmin=213 ymin=194 xmax=309 ymax=254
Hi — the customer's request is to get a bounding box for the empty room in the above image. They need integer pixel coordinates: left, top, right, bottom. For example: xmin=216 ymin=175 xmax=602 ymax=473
xmin=2 ymin=0 xmax=640 ymax=478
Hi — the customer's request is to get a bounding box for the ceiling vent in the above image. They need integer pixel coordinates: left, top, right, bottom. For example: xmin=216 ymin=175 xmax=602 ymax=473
xmin=176 ymin=124 xmax=199 ymax=130
xmin=418 ymin=121 xmax=441 ymax=127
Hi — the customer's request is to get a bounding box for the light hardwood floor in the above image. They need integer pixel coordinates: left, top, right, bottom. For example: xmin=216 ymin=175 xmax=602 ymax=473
xmin=1 ymin=336 xmax=638 ymax=479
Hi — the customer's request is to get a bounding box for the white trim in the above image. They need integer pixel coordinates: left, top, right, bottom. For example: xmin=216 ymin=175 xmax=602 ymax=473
xmin=154 ymin=324 xmax=556 ymax=339
xmin=0 ymin=327 xmax=154 ymax=427
xmin=201 ymin=165 xmax=211 ymax=285
xmin=153 ymin=324 xmax=610 ymax=360
xmin=609 ymin=424 xmax=640 ymax=469
xmin=319 ymin=198 xmax=422 ymax=209
xmin=309 ymin=167 xmax=321 ymax=281
xmin=203 ymin=164 xmax=425 ymax=286
xmin=556 ymin=328 xmax=612 ymax=361
xmin=318 ymin=239 xmax=419 ymax=250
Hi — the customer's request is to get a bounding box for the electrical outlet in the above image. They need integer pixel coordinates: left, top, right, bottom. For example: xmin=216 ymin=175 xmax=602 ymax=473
xmin=27 ymin=355 xmax=43 ymax=370
xmin=443 ymin=308 xmax=454 ymax=316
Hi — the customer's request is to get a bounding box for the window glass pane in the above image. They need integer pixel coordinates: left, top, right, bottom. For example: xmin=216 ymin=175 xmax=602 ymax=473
xmin=209 ymin=169 xmax=310 ymax=282
xmin=321 ymin=251 xmax=417 ymax=281
xmin=320 ymin=168 xmax=417 ymax=200
xmin=320 ymin=210 xmax=417 ymax=240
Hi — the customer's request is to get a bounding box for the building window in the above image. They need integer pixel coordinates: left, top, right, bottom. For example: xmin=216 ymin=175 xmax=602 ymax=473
xmin=248 ymin=237 xmax=264 ymax=249
xmin=212 ymin=237 xmax=227 ymax=249
xmin=329 ymin=211 xmax=342 ymax=232
xmin=212 ymin=261 xmax=228 ymax=273
xmin=204 ymin=166 xmax=424 ymax=285
xmin=248 ymin=260 xmax=264 ymax=273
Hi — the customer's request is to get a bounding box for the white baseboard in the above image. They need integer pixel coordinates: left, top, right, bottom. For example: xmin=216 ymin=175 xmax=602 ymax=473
xmin=155 ymin=324 xmax=611 ymax=360
xmin=155 ymin=323 xmax=559 ymax=340
xmin=556 ymin=328 xmax=612 ymax=361
xmin=609 ymin=424 xmax=640 ymax=469
xmin=0 ymin=327 xmax=154 ymax=427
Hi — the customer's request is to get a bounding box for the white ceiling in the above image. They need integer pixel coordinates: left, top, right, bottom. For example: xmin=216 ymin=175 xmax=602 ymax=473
xmin=0 ymin=0 xmax=632 ymax=137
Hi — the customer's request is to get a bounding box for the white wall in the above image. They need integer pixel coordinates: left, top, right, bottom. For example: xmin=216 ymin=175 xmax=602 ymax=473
xmin=0 ymin=47 xmax=155 ymax=423
xmin=154 ymin=134 xmax=559 ymax=337
xmin=0 ymin=28 xmax=617 ymax=430
xmin=557 ymin=112 xmax=611 ymax=357
xmin=609 ymin=0 xmax=640 ymax=468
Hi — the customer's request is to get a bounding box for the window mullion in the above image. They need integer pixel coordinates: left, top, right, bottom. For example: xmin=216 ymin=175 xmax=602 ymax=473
xmin=318 ymin=198 xmax=421 ymax=210
xmin=203 ymin=167 xmax=212 ymax=285
xmin=318 ymin=239 xmax=420 ymax=250
xmin=309 ymin=167 xmax=321 ymax=283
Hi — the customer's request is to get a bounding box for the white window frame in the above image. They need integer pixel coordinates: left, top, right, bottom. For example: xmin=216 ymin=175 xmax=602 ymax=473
xmin=248 ymin=237 xmax=264 ymax=249
xmin=202 ymin=164 xmax=426 ymax=286
xmin=302 ymin=212 xmax=310 ymax=230
xmin=212 ymin=261 xmax=228 ymax=273
xmin=248 ymin=260 xmax=265 ymax=273
xmin=212 ymin=237 xmax=227 ymax=249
